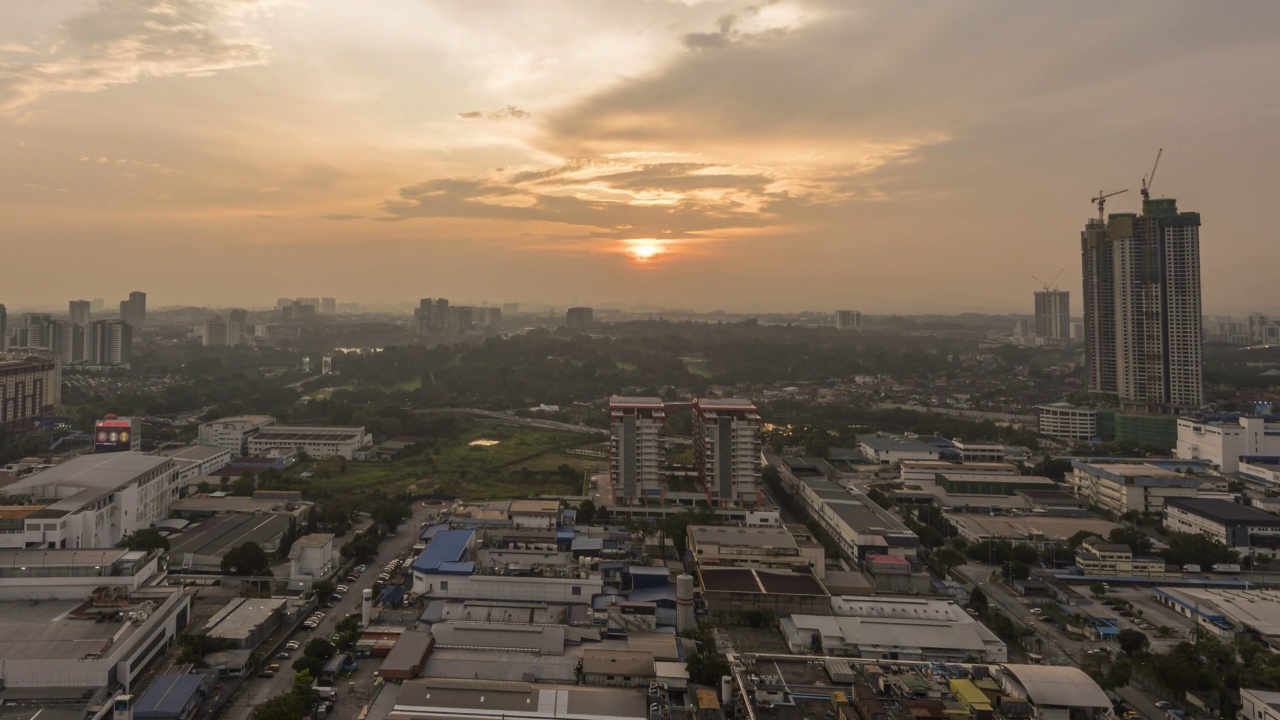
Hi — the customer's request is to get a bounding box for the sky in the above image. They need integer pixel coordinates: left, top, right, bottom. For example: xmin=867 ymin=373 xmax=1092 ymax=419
xmin=2 ymin=0 xmax=1278 ymax=314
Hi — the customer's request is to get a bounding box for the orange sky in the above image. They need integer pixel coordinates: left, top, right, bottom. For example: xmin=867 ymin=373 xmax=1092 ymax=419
xmin=2 ymin=1 xmax=1279 ymax=314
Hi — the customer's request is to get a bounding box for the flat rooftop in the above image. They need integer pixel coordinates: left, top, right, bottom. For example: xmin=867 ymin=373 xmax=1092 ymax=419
xmin=1157 ymin=587 xmax=1280 ymax=637
xmin=1166 ymin=498 xmax=1280 ymax=526
xmin=698 ymin=567 xmax=828 ymax=596
xmin=0 ymin=548 xmax=131 ymax=570
xmin=169 ymin=495 xmax=294 ymax=514
xmin=252 ymin=427 xmax=363 ymax=442
xmin=393 ymin=678 xmax=649 ymax=720
xmin=609 ymin=396 xmax=665 ymax=408
xmin=945 ymin=514 xmax=1119 ymax=543
xmin=0 ymin=453 xmax=173 ymax=512
xmin=0 ymin=589 xmax=180 ymax=663
xmin=205 ymin=598 xmax=286 ymax=641
xmin=202 ymin=415 xmax=275 ymax=427
xmin=688 ymin=524 xmax=798 ymax=550
xmin=155 ymin=445 xmax=231 ymax=462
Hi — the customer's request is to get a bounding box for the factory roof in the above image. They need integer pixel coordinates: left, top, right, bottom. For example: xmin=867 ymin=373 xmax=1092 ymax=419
xmin=0 ymin=589 xmax=180 ymax=663
xmin=133 ymin=674 xmax=207 ymax=718
xmin=393 ymin=679 xmax=649 ymax=720
xmin=582 ymin=650 xmax=654 ymax=678
xmin=1000 ymin=664 xmax=1110 ymax=709
xmin=169 ymin=494 xmax=294 ymax=514
xmin=687 ymin=525 xmax=798 ymax=549
xmin=857 ymin=434 xmax=940 ymax=454
xmin=1156 ymin=588 xmax=1280 ymax=638
xmin=0 ymin=548 xmax=130 ymax=570
xmin=155 ymin=445 xmax=230 ymax=462
xmin=381 ymin=630 xmax=435 ymax=678
xmin=609 ymin=396 xmax=665 ymax=409
xmin=698 ymin=567 xmax=828 ymax=596
xmin=430 ymin=622 xmax=567 ymax=656
xmin=510 ymin=499 xmax=561 ymax=516
xmin=169 ymin=513 xmax=293 ymax=559
xmin=0 ymin=453 xmax=173 ymax=512
xmin=204 ymin=598 xmax=286 ymax=641
xmin=412 ymin=529 xmax=475 ymax=574
xmin=785 ymin=613 xmax=1003 ymax=656
xmin=1166 ymin=498 xmax=1280 ymax=526
xmin=201 ymin=415 xmax=275 ymax=428
xmin=252 ymin=427 xmax=364 ymax=442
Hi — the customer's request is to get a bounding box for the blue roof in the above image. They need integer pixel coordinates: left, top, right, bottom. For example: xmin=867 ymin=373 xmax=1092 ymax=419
xmin=412 ymin=528 xmax=475 ymax=574
xmin=436 ymin=561 xmax=476 ymax=575
xmin=419 ymin=522 xmax=451 ymax=542
xmin=134 ymin=674 xmax=206 ymax=718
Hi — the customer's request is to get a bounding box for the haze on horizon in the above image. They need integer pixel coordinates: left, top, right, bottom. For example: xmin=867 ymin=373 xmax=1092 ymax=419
xmin=2 ymin=1 xmax=1278 ymax=315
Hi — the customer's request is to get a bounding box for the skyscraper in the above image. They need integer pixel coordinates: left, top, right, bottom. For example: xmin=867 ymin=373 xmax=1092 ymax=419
xmin=1034 ymin=291 xmax=1070 ymax=340
xmin=88 ymin=319 xmax=133 ymax=366
xmin=565 ymin=307 xmax=594 ymax=330
xmin=692 ymin=398 xmax=762 ymax=508
xmin=120 ymin=291 xmax=147 ymax=325
xmin=835 ymin=310 xmax=862 ymax=331
xmin=1082 ymin=197 xmax=1203 ymax=414
xmin=69 ymin=300 xmax=91 ymax=325
xmin=0 ymin=304 xmax=7 ymax=352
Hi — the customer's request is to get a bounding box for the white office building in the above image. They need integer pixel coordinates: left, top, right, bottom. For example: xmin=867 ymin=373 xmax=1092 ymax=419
xmin=0 ymin=453 xmax=179 ymax=549
xmin=1177 ymin=414 xmax=1280 ymax=474
xmin=1068 ymin=459 xmax=1200 ymax=516
xmin=197 ymin=415 xmax=277 ymax=455
xmin=154 ymin=444 xmax=234 ymax=482
xmin=246 ymin=425 xmax=368 ymax=459
xmin=1037 ymin=403 xmax=1099 ymax=442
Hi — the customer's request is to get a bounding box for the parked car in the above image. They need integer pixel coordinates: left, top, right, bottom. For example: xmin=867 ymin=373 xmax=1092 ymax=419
xmin=278 ymin=651 xmax=291 ymax=659
xmin=336 ymin=585 xmax=349 ymax=593
xmin=285 ymin=641 xmax=300 ymax=651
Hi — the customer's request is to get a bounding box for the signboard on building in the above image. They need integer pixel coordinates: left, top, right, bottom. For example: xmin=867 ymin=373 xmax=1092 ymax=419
xmin=95 ymin=417 xmax=140 ymax=453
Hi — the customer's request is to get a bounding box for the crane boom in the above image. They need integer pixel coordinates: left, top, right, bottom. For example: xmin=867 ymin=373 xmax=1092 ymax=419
xmin=1091 ymin=188 xmax=1128 ymax=223
xmin=1141 ymin=148 xmax=1163 ymax=201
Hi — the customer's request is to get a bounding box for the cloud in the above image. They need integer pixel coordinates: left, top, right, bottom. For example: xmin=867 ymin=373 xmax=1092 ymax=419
xmin=321 ymin=214 xmax=364 ymax=221
xmin=0 ymin=0 xmax=279 ymax=115
xmin=457 ymin=105 xmax=531 ymax=121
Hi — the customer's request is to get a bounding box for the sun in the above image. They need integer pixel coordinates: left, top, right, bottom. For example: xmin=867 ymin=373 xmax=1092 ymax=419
xmin=623 ymin=240 xmax=666 ymax=262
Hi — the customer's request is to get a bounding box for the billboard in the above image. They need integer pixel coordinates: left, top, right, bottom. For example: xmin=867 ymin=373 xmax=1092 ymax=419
xmin=95 ymin=418 xmax=139 ymax=453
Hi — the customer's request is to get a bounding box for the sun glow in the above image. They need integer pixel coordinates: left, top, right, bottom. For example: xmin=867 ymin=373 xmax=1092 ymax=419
xmin=624 ymin=239 xmax=666 ymax=262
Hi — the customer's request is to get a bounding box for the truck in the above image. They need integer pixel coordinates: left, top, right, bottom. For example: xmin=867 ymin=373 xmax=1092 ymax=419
xmin=1212 ymin=563 xmax=1241 ymax=573
xmin=1182 ymin=564 xmax=1201 ymax=573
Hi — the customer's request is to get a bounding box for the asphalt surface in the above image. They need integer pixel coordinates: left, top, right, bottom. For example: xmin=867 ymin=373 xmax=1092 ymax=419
xmin=219 ymin=501 xmax=440 ymax=719
xmin=954 ymin=562 xmax=1170 ymax=720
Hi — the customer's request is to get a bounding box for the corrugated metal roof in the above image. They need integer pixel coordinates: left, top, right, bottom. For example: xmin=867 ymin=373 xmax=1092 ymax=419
xmin=133 ymin=674 xmax=206 ymax=718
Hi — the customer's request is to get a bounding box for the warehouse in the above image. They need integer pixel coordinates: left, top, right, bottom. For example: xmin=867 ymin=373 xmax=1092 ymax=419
xmin=388 ymin=679 xmax=650 ymax=720
xmin=996 ymin=664 xmax=1112 ymax=720
xmin=698 ymin=567 xmax=830 ymax=622
xmin=379 ymin=630 xmax=434 ymax=681
xmin=133 ymin=673 xmax=209 ymax=719
xmin=203 ymin=598 xmax=287 ymax=649
xmin=246 ymin=425 xmax=368 ymax=459
xmin=782 ymin=597 xmax=1007 ymax=662
xmin=169 ymin=512 xmax=294 ymax=572
xmin=1163 ymin=498 xmax=1280 ymax=558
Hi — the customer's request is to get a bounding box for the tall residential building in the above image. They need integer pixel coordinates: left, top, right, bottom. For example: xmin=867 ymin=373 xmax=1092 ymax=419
xmin=16 ymin=314 xmax=54 ymax=349
xmin=203 ymin=316 xmax=230 ymax=347
xmin=0 ymin=356 xmax=59 ymax=431
xmin=609 ymin=397 xmax=666 ymax=504
xmin=1082 ymin=197 xmax=1203 ymax=414
xmin=87 ymin=319 xmax=132 ymax=366
xmin=835 ymin=310 xmax=862 ymax=331
xmin=1034 ymin=291 xmax=1070 ymax=340
xmin=0 ymin=304 xmax=6 ymax=352
xmin=90 ymin=298 xmax=105 ymax=313
xmin=565 ymin=307 xmax=594 ymax=330
xmin=120 ymin=291 xmax=147 ymax=325
xmin=69 ymin=300 xmax=91 ymax=325
xmin=52 ymin=321 xmax=87 ymax=365
xmin=320 ymin=298 xmax=337 ymax=314
xmin=692 ymin=398 xmax=762 ymax=508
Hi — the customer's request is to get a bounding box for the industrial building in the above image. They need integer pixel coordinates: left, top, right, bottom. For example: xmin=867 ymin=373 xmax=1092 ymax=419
xmin=945 ymin=514 xmax=1119 ymax=551
xmin=154 ymin=444 xmax=233 ymax=481
xmin=0 ymin=452 xmax=179 ymax=549
xmin=132 ymin=673 xmax=209 ymax=719
xmin=379 ymin=630 xmax=435 ymax=681
xmin=686 ymin=524 xmax=826 ymax=578
xmin=1073 ymin=536 xmax=1176 ymax=578
xmin=1164 ymin=497 xmax=1280 ymax=558
xmin=387 ymin=679 xmax=650 ymax=720
xmin=1177 ymin=413 xmax=1280 ymax=474
xmin=780 ymin=597 xmax=1006 ymax=662
xmin=410 ymin=528 xmax=601 ymax=604
xmin=997 ymin=664 xmax=1114 ymax=720
xmin=288 ymin=532 xmax=336 ymax=581
xmin=697 ymin=567 xmax=830 ymax=621
xmin=1241 ymin=688 xmax=1280 ymax=720
xmin=246 ymin=425 xmax=369 ymax=459
xmin=202 ymin=597 xmax=287 ymax=648
xmin=0 ymin=548 xmax=161 ymax=600
xmin=899 ymin=460 xmax=1019 ymax=483
xmin=1036 ymin=403 xmax=1099 ymax=442
xmin=1154 ymin=588 xmax=1280 ymax=642
xmin=169 ymin=511 xmax=295 ymax=572
xmin=1068 ymin=458 xmax=1201 ymax=516
xmin=197 ymin=415 xmax=277 ymax=454
xmin=857 ymin=434 xmax=943 ymax=465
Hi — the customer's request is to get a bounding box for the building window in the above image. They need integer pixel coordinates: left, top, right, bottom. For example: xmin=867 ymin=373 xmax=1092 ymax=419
xmin=572 ymin=586 xmax=581 ymax=596
xmin=439 ymin=580 xmax=448 ymax=591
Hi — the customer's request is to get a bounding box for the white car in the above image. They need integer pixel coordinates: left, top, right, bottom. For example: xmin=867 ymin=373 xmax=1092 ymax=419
xmin=336 ymin=585 xmax=349 ymax=593
xmin=285 ymin=641 xmax=300 ymax=651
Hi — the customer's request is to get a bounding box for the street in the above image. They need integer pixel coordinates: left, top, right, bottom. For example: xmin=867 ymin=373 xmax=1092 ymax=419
xmin=218 ymin=500 xmax=438 ymax=720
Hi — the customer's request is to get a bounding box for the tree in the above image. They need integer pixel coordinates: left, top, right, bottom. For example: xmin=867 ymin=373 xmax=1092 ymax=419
xmin=1067 ymin=530 xmax=1096 ymax=553
xmin=577 ymin=499 xmax=597 ymax=525
xmin=1008 ymin=560 xmax=1031 ymax=581
xmin=969 ymin=587 xmax=989 ymax=614
xmin=1090 ymin=582 xmax=1107 ymax=597
xmin=1107 ymin=527 xmax=1153 ymax=555
xmin=196 ymin=480 xmax=213 ymax=494
xmin=312 ymin=579 xmax=336 ymax=601
xmin=304 ymin=638 xmax=336 ymax=660
xmin=370 ymin=498 xmax=412 ymax=535
xmin=1011 ymin=544 xmax=1040 ymax=565
xmin=249 ymin=693 xmax=304 ymax=720
xmin=230 ymin=473 xmax=257 ymax=497
xmin=292 ymin=669 xmax=317 ymax=708
xmin=117 ymin=528 xmax=169 ymax=553
xmin=866 ymin=488 xmax=892 ymax=509
xmin=292 ymin=655 xmax=325 ymax=677
xmin=1162 ymin=531 xmax=1240 ymax=568
xmin=934 ymin=547 xmax=967 ymax=574
xmin=221 ymin=542 xmax=272 ymax=577
xmin=1220 ymin=682 xmax=1238 ymax=720
xmin=1118 ymin=629 xmax=1150 ymax=656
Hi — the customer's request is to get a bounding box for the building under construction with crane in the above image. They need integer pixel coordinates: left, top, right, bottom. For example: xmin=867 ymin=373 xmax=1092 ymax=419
xmin=1081 ymin=150 xmax=1205 ymax=415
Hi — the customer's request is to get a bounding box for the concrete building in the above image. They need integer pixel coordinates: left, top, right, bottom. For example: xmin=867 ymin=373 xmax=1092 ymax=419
xmin=154 ymin=444 xmax=233 ymax=482
xmin=1082 ymin=197 xmax=1203 ymax=414
xmin=693 ymin=398 xmax=762 ymax=508
xmin=835 ymin=310 xmax=862 ymax=331
xmin=899 ymin=460 xmax=1019 ymax=482
xmin=202 ymin=315 xmax=243 ymax=347
xmin=86 ymin=318 xmax=132 ymax=365
xmin=1068 ymin=459 xmax=1200 ymax=516
xmin=0 ymin=585 xmax=189 ymax=693
xmin=1036 ymin=403 xmax=1099 ymax=442
xmin=246 ymin=425 xmax=368 ymax=459
xmin=197 ymin=415 xmax=277 ymax=454
xmin=0 ymin=356 xmax=59 ymax=431
xmin=609 ymin=397 xmax=666 ymax=504
xmin=69 ymin=300 xmax=91 ymax=326
xmin=1073 ymin=536 xmax=1176 ymax=578
xmin=781 ymin=597 xmax=1006 ymax=662
xmin=132 ymin=673 xmax=209 ymax=719
xmin=203 ymin=597 xmax=287 ymax=648
xmin=0 ymin=548 xmax=161 ymax=600
xmin=0 ymin=453 xmax=178 ymax=549
xmin=1163 ymin=498 xmax=1280 ymax=558
xmin=509 ymin=499 xmax=560 ymax=530
xmin=1177 ymin=413 xmax=1280 ymax=474
xmin=997 ymin=665 xmax=1113 ymax=720
xmin=0 ymin=303 xmax=6 ymax=351
xmin=697 ymin=567 xmax=830 ymax=622
xmin=565 ymin=306 xmax=594 ymax=330
xmin=686 ymin=524 xmax=825 ymax=579
xmin=1241 ymin=457 xmax=1280 ymax=488
xmin=169 ymin=511 xmax=296 ymax=572
xmin=289 ymin=532 xmax=336 ymax=580
xmin=949 ymin=440 xmax=1006 ymax=463
xmin=858 ymin=434 xmax=943 ymax=465
xmin=389 ymin=679 xmax=650 ymax=720
xmin=1034 ymin=290 xmax=1070 ymax=340
xmin=120 ymin=290 xmax=147 ymax=325
xmin=1153 ymin=588 xmax=1280 ymax=642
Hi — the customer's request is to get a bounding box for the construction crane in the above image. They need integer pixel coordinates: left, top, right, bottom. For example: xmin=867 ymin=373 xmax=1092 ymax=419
xmin=1032 ymin=268 xmax=1065 ymax=292
xmin=1141 ymin=148 xmax=1163 ymax=201
xmin=1091 ymin=188 xmax=1128 ymax=222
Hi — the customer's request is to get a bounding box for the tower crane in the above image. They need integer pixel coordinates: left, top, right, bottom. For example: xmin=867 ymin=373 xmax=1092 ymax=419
xmin=1091 ymin=188 xmax=1128 ymax=222
xmin=1141 ymin=148 xmax=1163 ymax=201
xmin=1032 ymin=268 xmax=1065 ymax=292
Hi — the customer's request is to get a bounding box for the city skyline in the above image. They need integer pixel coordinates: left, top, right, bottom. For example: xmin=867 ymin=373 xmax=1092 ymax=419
xmin=2 ymin=2 xmax=1279 ymax=313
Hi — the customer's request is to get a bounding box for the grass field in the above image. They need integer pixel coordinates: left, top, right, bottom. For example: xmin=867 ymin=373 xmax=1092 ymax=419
xmin=680 ymin=355 xmax=713 ymax=378
xmin=293 ymin=423 xmax=603 ymax=502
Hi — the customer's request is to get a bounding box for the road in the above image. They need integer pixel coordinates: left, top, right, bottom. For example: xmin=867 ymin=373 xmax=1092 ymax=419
xmin=410 ymin=407 xmax=608 ymax=435
xmin=953 ymin=563 xmax=1168 ymax=720
xmin=218 ymin=501 xmax=439 ymax=719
